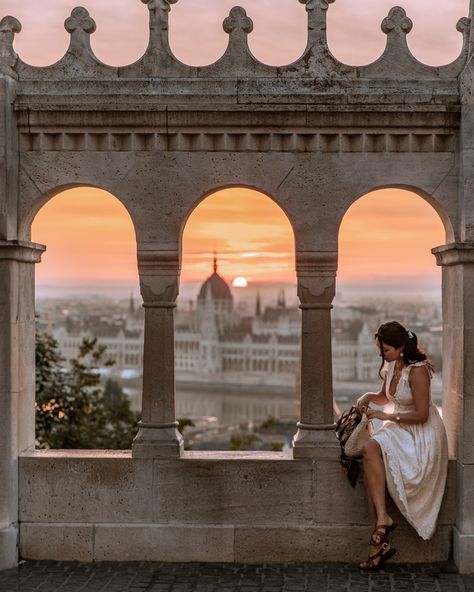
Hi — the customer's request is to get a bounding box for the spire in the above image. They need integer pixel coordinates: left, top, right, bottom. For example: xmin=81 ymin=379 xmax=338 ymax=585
xmin=129 ymin=291 xmax=135 ymax=315
xmin=255 ymin=292 xmax=261 ymax=317
xmin=213 ymin=251 xmax=218 ymax=274
xmin=277 ymin=289 xmax=286 ymax=309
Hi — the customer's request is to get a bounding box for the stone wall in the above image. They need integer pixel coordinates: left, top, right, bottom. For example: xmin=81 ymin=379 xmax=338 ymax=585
xmin=19 ymin=451 xmax=455 ymax=563
xmin=1 ymin=0 xmax=474 ymax=572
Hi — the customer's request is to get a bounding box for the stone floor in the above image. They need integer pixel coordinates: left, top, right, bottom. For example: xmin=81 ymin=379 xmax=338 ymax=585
xmin=0 ymin=561 xmax=473 ymax=592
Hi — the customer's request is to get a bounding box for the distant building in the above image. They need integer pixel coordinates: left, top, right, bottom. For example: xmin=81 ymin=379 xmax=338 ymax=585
xmin=49 ymin=259 xmax=385 ymax=388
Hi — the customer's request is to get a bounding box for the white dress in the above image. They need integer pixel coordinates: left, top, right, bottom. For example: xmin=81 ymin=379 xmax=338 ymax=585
xmin=371 ymin=360 xmax=448 ymax=540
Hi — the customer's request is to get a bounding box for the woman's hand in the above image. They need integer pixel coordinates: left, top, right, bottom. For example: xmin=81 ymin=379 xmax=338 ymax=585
xmin=365 ymin=408 xmax=389 ymax=421
xmin=356 ymin=393 xmax=372 ymax=413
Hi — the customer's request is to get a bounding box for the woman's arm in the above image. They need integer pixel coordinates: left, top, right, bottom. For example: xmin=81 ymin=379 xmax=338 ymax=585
xmin=366 ymin=365 xmax=431 ymax=424
xmin=356 ymin=377 xmax=389 ymax=411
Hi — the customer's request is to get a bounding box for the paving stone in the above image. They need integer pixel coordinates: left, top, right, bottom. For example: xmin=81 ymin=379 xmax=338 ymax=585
xmin=0 ymin=561 xmax=472 ymax=592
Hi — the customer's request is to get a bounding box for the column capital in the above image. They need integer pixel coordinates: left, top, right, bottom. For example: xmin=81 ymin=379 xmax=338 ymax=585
xmin=0 ymin=240 xmax=45 ymax=263
xmin=296 ymin=251 xmax=337 ymax=306
xmin=137 ymin=244 xmax=180 ymax=305
xmin=432 ymin=242 xmax=474 ymax=266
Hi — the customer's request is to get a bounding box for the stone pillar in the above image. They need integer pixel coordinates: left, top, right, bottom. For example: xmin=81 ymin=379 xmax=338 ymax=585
xmin=0 ymin=241 xmax=44 ymax=570
xmin=132 ymin=245 xmax=183 ymax=458
xmin=293 ymin=251 xmax=338 ymax=458
xmin=433 ymin=243 xmax=474 ymax=573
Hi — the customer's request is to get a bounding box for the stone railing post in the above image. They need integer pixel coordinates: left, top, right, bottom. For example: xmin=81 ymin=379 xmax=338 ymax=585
xmin=0 ymin=240 xmax=44 ymax=570
xmin=432 ymin=242 xmax=474 ymax=574
xmin=298 ymin=0 xmax=335 ymax=49
xmin=140 ymin=0 xmax=179 ymax=75
xmin=132 ymin=244 xmax=183 ymax=458
xmin=293 ymin=251 xmax=338 ymax=458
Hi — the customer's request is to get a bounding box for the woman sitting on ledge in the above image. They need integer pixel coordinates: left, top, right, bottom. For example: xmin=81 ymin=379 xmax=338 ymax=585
xmin=356 ymin=321 xmax=448 ymax=571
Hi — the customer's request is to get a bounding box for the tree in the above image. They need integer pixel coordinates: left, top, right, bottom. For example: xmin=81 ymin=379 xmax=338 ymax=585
xmin=35 ymin=331 xmax=139 ymax=449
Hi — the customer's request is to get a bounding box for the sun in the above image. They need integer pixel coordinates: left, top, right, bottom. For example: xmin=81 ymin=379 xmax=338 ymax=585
xmin=232 ymin=276 xmax=248 ymax=288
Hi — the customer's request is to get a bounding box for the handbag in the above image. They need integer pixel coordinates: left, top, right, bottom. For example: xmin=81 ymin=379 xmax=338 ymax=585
xmin=335 ymin=405 xmax=374 ymax=459
xmin=344 ymin=412 xmax=373 ymax=458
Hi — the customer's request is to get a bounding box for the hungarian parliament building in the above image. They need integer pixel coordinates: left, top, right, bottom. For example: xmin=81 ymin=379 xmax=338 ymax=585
xmin=46 ymin=260 xmax=391 ymax=390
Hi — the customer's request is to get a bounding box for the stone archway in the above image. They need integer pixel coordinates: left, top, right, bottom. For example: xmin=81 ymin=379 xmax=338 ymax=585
xmin=1 ymin=0 xmax=474 ymax=572
xmin=177 ymin=186 xmax=298 ymax=448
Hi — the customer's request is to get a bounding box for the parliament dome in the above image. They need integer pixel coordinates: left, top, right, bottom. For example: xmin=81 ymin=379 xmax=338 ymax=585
xmin=197 ymin=257 xmax=233 ymax=302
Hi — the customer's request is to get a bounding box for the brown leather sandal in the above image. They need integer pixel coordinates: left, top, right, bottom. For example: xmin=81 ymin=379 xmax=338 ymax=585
xmin=369 ymin=523 xmax=397 ymax=546
xmin=359 ymin=542 xmax=397 ymax=571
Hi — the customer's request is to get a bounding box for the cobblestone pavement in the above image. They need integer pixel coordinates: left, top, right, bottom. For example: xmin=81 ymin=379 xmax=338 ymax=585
xmin=0 ymin=561 xmax=473 ymax=592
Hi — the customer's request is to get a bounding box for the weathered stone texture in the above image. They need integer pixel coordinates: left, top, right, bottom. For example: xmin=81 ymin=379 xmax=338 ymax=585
xmin=1 ymin=0 xmax=474 ymax=572
xmin=17 ymin=452 xmax=456 ymax=564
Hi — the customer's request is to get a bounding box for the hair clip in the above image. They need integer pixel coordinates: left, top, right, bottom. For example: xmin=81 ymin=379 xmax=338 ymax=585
xmin=408 ymin=330 xmax=414 ymax=339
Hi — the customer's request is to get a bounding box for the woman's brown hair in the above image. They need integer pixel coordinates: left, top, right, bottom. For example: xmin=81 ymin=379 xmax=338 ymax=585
xmin=375 ymin=320 xmax=432 ymax=379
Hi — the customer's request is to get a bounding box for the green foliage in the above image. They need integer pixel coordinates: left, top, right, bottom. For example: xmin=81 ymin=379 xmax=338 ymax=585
xmin=229 ymin=432 xmax=258 ymax=451
xmin=259 ymin=416 xmax=276 ymax=430
xmin=35 ymin=332 xmax=139 ymax=449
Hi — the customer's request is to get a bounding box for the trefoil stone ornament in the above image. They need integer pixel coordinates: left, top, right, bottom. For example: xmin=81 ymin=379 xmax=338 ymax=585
xmin=457 ymin=16 xmax=471 ymax=34
xmin=298 ymin=0 xmax=335 ymax=12
xmin=223 ymin=7 xmax=253 ymax=36
xmin=64 ymin=7 xmax=96 ymax=55
xmin=141 ymin=0 xmax=179 ymax=14
xmin=381 ymin=6 xmax=413 ymax=36
xmin=65 ymin=7 xmax=96 ymax=36
xmin=0 ymin=16 xmax=21 ymax=74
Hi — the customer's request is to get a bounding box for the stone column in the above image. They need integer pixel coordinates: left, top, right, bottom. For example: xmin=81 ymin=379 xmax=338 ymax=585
xmin=293 ymin=251 xmax=338 ymax=458
xmin=433 ymin=242 xmax=474 ymax=573
xmin=132 ymin=245 xmax=183 ymax=458
xmin=0 ymin=240 xmax=44 ymax=570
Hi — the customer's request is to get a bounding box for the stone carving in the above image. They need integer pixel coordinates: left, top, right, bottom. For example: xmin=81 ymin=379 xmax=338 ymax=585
xmin=138 ymin=0 xmax=183 ymax=76
xmin=65 ymin=7 xmax=96 ymax=36
xmin=298 ymin=0 xmax=335 ymax=11
xmin=457 ymin=16 xmax=471 ymax=35
xmin=223 ymin=7 xmax=253 ymax=35
xmin=381 ymin=6 xmax=413 ymax=36
xmin=18 ymin=130 xmax=455 ymax=154
xmin=137 ymin=248 xmax=180 ymax=306
xmin=296 ymin=252 xmax=337 ymax=306
xmin=0 ymin=16 xmax=21 ymax=74
xmin=64 ymin=7 xmax=96 ymax=54
xmin=141 ymin=0 xmax=179 ymax=12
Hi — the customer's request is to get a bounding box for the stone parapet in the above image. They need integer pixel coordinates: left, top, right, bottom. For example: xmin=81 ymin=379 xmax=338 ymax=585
xmin=18 ymin=451 xmax=456 ymax=564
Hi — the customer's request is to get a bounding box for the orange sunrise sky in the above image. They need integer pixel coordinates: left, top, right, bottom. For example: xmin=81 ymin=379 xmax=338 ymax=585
xmin=13 ymin=0 xmax=461 ymax=298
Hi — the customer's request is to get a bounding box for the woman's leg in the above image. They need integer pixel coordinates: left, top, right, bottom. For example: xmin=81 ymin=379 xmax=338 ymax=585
xmin=360 ymin=439 xmax=397 ymax=569
xmin=362 ymin=439 xmax=393 ymax=529
xmin=363 ymin=464 xmax=376 ymax=525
